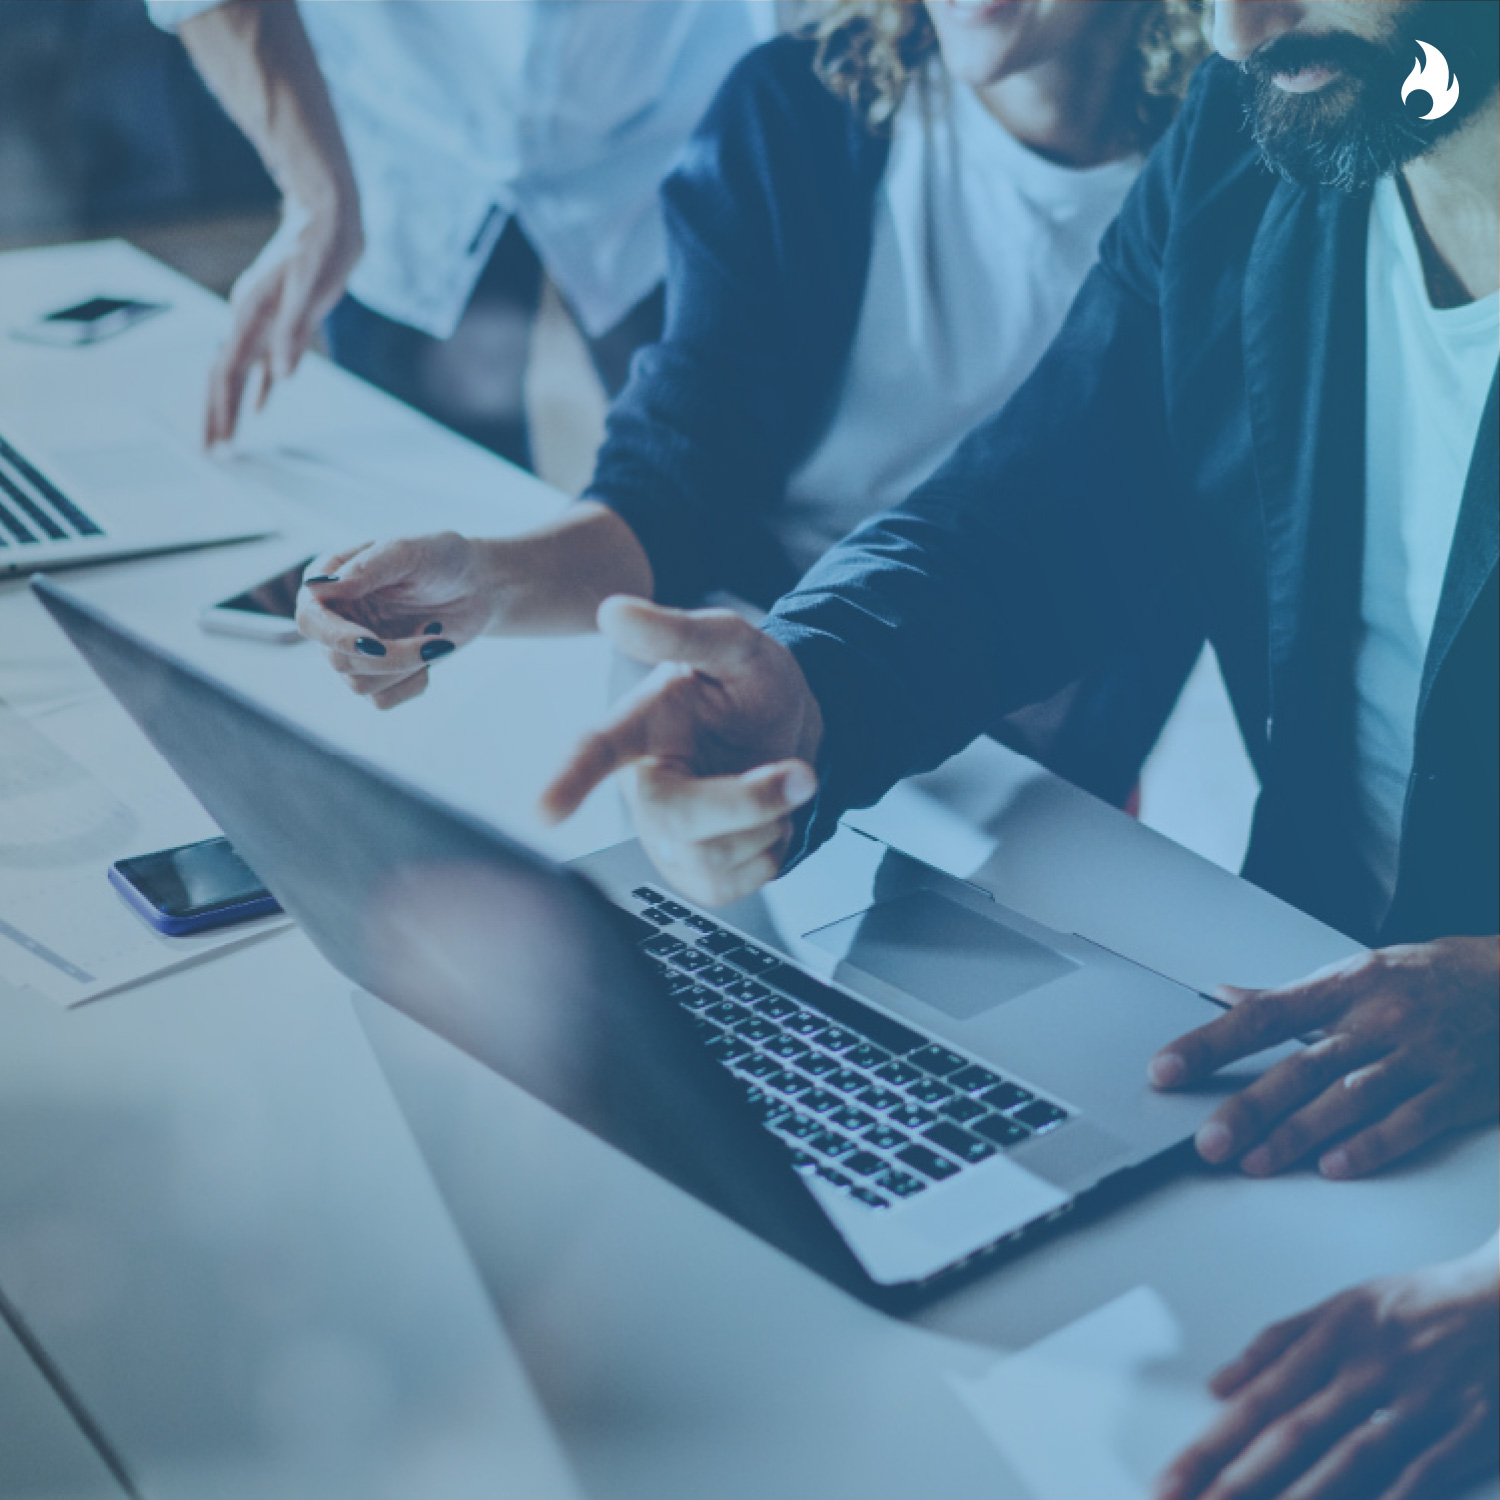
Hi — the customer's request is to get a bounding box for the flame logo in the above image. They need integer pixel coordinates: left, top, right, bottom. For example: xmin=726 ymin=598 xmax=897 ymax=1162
xmin=1401 ymin=40 xmax=1459 ymax=121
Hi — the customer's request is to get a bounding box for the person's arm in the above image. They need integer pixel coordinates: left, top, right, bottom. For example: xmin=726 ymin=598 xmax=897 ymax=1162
xmin=1156 ymin=1229 xmax=1500 ymax=1500
xmin=173 ymin=1 xmax=362 ymax=443
xmin=584 ymin=34 xmax=890 ymax=609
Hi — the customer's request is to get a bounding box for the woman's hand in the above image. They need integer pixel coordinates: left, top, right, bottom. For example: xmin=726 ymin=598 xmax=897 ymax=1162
xmin=295 ymin=534 xmax=499 ymax=710
xmin=1156 ymin=1238 xmax=1500 ymax=1500
xmin=540 ymin=599 xmax=824 ymax=905
xmin=1150 ymin=937 xmax=1500 ymax=1179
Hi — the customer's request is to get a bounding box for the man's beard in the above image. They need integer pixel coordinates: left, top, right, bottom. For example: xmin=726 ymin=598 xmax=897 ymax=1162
xmin=1241 ymin=0 xmax=1500 ymax=193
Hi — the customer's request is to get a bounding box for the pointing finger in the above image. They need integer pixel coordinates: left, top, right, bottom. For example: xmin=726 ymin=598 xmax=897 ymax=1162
xmin=599 ymin=597 xmax=761 ymax=675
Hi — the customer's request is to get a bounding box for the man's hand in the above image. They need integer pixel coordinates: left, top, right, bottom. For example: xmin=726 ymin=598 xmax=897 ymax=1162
xmin=205 ymin=203 xmax=362 ymax=446
xmin=1156 ymin=1237 xmax=1500 ymax=1500
xmin=1150 ymin=937 xmax=1499 ymax=1178
xmin=540 ymin=599 xmax=824 ymax=905
xmin=295 ymin=535 xmax=496 ymax=710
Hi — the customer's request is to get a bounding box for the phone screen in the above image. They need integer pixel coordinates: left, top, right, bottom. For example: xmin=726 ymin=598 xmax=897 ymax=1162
xmin=217 ymin=557 xmax=315 ymax=618
xmin=115 ymin=838 xmax=272 ymax=918
xmin=45 ymin=297 xmax=159 ymax=324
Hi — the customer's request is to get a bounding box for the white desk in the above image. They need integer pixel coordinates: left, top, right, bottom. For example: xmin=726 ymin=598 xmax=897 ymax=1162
xmin=2 ymin=242 xmax=1495 ymax=1500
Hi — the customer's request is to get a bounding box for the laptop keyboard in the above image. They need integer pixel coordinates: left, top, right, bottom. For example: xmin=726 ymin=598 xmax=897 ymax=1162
xmin=0 ymin=434 xmax=105 ymax=547
xmin=622 ymin=886 xmax=1071 ymax=1211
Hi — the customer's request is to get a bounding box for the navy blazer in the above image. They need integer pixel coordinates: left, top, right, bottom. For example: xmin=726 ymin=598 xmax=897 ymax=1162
xmin=766 ymin=57 xmax=1499 ymax=947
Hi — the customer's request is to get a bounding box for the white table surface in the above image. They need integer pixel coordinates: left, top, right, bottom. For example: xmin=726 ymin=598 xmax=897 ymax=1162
xmin=1 ymin=241 xmax=1494 ymax=1500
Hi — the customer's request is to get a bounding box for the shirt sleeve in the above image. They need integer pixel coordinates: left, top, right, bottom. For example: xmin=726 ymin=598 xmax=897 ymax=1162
xmin=584 ymin=36 xmax=890 ymax=610
xmin=144 ymin=0 xmax=225 ymax=30
xmin=763 ymin=60 xmax=1217 ymax=866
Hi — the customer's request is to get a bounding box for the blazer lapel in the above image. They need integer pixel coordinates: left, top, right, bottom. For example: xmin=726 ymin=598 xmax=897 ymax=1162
xmin=1418 ymin=365 xmax=1499 ymax=721
xmin=1241 ymin=181 xmax=1370 ymax=775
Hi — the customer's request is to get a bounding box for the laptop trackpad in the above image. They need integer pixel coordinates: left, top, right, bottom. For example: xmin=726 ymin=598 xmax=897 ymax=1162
xmin=803 ymin=889 xmax=1077 ymax=1020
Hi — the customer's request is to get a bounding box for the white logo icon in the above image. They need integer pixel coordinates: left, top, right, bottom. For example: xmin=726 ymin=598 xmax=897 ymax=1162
xmin=1401 ymin=40 xmax=1459 ymax=120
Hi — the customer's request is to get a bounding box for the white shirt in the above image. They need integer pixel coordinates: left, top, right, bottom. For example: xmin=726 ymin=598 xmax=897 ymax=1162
xmin=149 ymin=0 xmax=772 ymax=338
xmin=778 ymin=71 xmax=1140 ymax=575
xmin=1354 ymin=175 xmax=1499 ymax=911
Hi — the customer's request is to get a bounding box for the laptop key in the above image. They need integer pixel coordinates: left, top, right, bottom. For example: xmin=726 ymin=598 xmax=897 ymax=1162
xmin=978 ymin=1081 xmax=1034 ymax=1112
xmin=876 ymin=1169 xmax=927 ymax=1199
xmin=1012 ymin=1099 xmax=1069 ymax=1132
xmin=816 ymin=1166 xmax=853 ymax=1188
xmin=706 ymin=1034 xmax=753 ymax=1063
xmin=940 ymin=1096 xmax=988 ymax=1124
xmin=887 ymin=1103 xmax=937 ymax=1130
xmin=735 ymin=1016 xmax=780 ymax=1044
xmin=874 ymin=1059 xmax=922 ymax=1088
xmin=632 ymin=886 xmax=667 ymax=905
xmin=767 ymin=1070 xmax=814 ymax=1100
xmin=816 ymin=1026 xmax=860 ymax=1053
xmin=706 ymin=1000 xmax=751 ymax=1026
xmin=907 ymin=1077 xmax=955 ymax=1106
xmin=799 ymin=1051 xmax=841 ymax=1079
xmin=923 ymin=1122 xmax=997 ymax=1164
xmin=950 ymin=1064 xmax=1002 ymax=1095
xmin=696 ymin=931 xmax=743 ymax=955
xmin=766 ymin=1034 xmax=811 ymax=1062
xmin=809 ymin=1130 xmax=856 ymax=1160
xmin=754 ymin=995 xmax=798 ymax=1021
xmin=845 ymin=1043 xmax=890 ymax=1071
xmin=643 ymin=933 xmax=686 ymax=956
xmin=701 ymin=964 xmax=741 ymax=988
xmin=802 ymin=1089 xmax=842 ymax=1115
xmin=725 ymin=978 xmax=770 ymax=1004
xmin=777 ymin=1113 xmax=821 ymax=1141
xmin=785 ymin=1010 xmax=831 ymax=1038
xmin=862 ymin=1124 xmax=909 ymax=1152
xmin=855 ymin=1086 xmax=904 ymax=1114
xmin=760 ymin=964 xmax=927 ymax=1055
xmin=850 ymin=1187 xmax=890 ymax=1209
xmin=677 ymin=986 xmax=716 ymax=1010
xmin=738 ymin=1052 xmax=780 ymax=1080
xmin=670 ymin=949 xmax=713 ymax=973
xmin=684 ymin=914 xmax=718 ymax=934
xmin=640 ymin=906 xmax=675 ymax=925
xmin=829 ymin=1105 xmax=875 ymax=1132
xmin=664 ymin=974 xmax=698 ymax=998
xmin=725 ymin=946 xmax=780 ymax=976
xmin=843 ymin=1151 xmax=886 ymax=1178
xmin=825 ymin=1068 xmax=868 ymax=1094
xmin=895 ymin=1144 xmax=961 ymax=1182
xmin=658 ymin=901 xmax=690 ymax=920
xmin=908 ymin=1044 xmax=967 ymax=1076
xmin=973 ymin=1113 xmax=1031 ymax=1148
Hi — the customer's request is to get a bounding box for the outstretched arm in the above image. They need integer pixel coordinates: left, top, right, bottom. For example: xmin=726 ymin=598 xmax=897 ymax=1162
xmin=174 ymin=1 xmax=362 ymax=443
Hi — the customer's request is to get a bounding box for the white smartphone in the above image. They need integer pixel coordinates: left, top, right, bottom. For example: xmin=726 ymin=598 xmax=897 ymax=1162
xmin=199 ymin=557 xmax=315 ymax=643
xmin=12 ymin=296 xmax=170 ymax=347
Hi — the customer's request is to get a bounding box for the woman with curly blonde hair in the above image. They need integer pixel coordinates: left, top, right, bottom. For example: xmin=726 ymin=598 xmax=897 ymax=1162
xmin=301 ymin=1 xmax=1208 ymax=804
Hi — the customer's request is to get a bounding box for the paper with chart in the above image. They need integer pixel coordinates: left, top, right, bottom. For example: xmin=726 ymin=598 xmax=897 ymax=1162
xmin=0 ymin=693 xmax=290 ymax=1007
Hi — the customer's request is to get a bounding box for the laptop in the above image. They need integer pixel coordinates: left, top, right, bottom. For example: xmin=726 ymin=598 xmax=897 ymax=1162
xmin=33 ymin=575 xmax=1295 ymax=1306
xmin=0 ymin=404 xmax=273 ymax=577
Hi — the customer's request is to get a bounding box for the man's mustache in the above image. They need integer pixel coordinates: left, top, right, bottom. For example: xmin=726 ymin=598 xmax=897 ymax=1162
xmin=1243 ymin=30 xmax=1393 ymax=86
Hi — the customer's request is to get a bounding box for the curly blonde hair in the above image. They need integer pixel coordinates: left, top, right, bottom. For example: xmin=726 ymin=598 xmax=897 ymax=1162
xmin=810 ymin=1 xmax=1211 ymax=145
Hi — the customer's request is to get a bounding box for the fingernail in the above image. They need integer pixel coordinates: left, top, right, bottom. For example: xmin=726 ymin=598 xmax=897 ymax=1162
xmin=1319 ymin=1148 xmax=1352 ymax=1179
xmin=423 ymin=621 xmax=443 ymax=636
xmin=305 ymin=574 xmax=340 ymax=586
xmin=1242 ymin=1146 xmax=1273 ymax=1176
xmin=782 ymin=764 xmax=817 ymax=805
xmin=1196 ymin=1121 xmax=1233 ymax=1163
xmin=420 ymin=639 xmax=455 ymax=662
xmin=1149 ymin=1052 xmax=1185 ymax=1088
xmin=355 ymin=638 xmax=386 ymax=657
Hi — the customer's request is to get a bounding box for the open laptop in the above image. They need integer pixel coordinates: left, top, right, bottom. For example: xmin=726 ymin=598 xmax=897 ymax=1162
xmin=34 ymin=575 xmax=1294 ymax=1306
xmin=0 ymin=404 xmax=273 ymax=577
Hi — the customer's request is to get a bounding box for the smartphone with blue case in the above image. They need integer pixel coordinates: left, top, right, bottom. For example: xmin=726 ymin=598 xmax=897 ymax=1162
xmin=109 ymin=836 xmax=281 ymax=935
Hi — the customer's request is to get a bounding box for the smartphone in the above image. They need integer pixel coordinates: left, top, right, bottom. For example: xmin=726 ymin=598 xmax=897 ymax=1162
xmin=12 ymin=296 xmax=169 ymax=347
xmin=109 ymin=836 xmax=281 ymax=936
xmin=199 ymin=556 xmax=315 ymax=643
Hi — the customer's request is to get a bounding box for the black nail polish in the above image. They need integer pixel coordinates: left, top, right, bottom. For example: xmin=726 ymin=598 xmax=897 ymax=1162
xmin=420 ymin=639 xmax=456 ymax=663
xmin=355 ymin=638 xmax=387 ymax=657
xmin=305 ymin=574 xmax=340 ymax=585
xmin=423 ymin=621 xmax=444 ymax=636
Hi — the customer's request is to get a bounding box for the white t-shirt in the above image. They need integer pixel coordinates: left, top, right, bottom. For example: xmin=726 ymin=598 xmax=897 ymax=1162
xmin=778 ymin=70 xmax=1141 ymax=575
xmin=1354 ymin=175 xmax=1499 ymax=913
